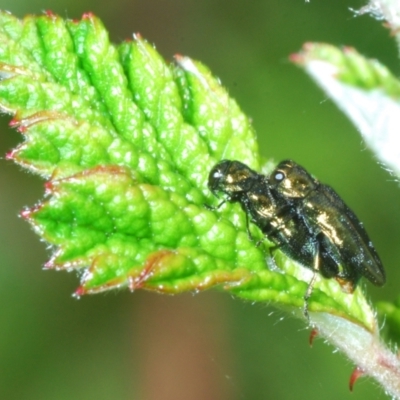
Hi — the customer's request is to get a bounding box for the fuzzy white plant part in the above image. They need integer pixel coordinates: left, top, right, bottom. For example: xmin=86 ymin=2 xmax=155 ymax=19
xmin=311 ymin=313 xmax=400 ymax=398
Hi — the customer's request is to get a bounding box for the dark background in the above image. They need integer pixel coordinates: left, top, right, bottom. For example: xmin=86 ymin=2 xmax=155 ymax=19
xmin=0 ymin=1 xmax=398 ymax=399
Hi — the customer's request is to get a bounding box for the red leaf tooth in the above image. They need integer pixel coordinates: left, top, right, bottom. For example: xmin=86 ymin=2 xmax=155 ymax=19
xmin=303 ymin=42 xmax=314 ymax=51
xmin=43 ymin=262 xmax=54 ymax=270
xmin=10 ymin=121 xmax=27 ymax=133
xmin=43 ymin=255 xmax=57 ymax=269
xmin=74 ymin=286 xmax=86 ymax=297
xmin=82 ymin=12 xmax=95 ymax=20
xmin=20 ymin=204 xmax=42 ymax=220
xmin=349 ymin=366 xmax=364 ymax=391
xmin=174 ymin=54 xmax=183 ymax=62
xmin=9 ymin=118 xmax=19 ymax=127
xmin=5 ymin=150 xmax=15 ymax=160
xmin=288 ymin=52 xmax=303 ymax=64
xmin=20 ymin=208 xmax=32 ymax=220
xmin=342 ymin=46 xmax=356 ymax=54
xmin=44 ymin=180 xmax=55 ymax=193
xmin=44 ymin=10 xmax=56 ymax=18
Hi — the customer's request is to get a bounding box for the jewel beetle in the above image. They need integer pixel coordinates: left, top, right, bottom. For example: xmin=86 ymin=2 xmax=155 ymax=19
xmin=208 ymin=159 xmax=385 ymax=317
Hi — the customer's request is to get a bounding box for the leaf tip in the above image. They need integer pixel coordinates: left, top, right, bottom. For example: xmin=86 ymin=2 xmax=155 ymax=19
xmin=44 ymin=180 xmax=55 ymax=193
xmin=289 ymin=43 xmax=316 ymax=66
xmin=43 ymin=260 xmax=54 ymax=270
xmin=20 ymin=208 xmax=33 ymax=220
xmin=5 ymin=150 xmax=15 ymax=161
xmin=289 ymin=52 xmax=303 ymax=65
xmin=20 ymin=204 xmax=42 ymax=221
xmin=73 ymin=286 xmax=85 ymax=298
xmin=9 ymin=118 xmax=18 ymax=127
xmin=174 ymin=53 xmax=183 ymax=61
xmin=82 ymin=12 xmax=95 ymax=21
xmin=342 ymin=45 xmax=356 ymax=54
xmin=8 ymin=118 xmax=26 ymax=133
xmin=44 ymin=10 xmax=57 ymax=18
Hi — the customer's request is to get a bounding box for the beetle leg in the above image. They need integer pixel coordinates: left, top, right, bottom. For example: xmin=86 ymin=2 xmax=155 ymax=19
xmin=303 ymin=241 xmax=320 ymax=322
xmin=245 ymin=211 xmax=254 ymax=241
xmin=205 ymin=198 xmax=227 ymax=211
xmin=303 ymin=273 xmax=316 ymax=322
xmin=265 ymin=244 xmax=284 ymax=272
xmin=255 ymin=235 xmax=266 ymax=247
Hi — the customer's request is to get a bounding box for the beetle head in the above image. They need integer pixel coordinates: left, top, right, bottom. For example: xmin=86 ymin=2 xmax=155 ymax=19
xmin=208 ymin=160 xmax=258 ymax=198
xmin=269 ymin=160 xmax=317 ymax=198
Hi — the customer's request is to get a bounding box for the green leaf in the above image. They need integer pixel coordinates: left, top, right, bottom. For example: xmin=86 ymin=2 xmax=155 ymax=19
xmin=0 ymin=12 xmax=379 ymax=333
xmin=6 ymin=10 xmax=400 ymax=396
xmin=291 ymin=42 xmax=400 ymax=176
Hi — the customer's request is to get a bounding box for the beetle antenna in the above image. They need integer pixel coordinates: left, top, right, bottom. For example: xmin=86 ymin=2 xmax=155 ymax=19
xmin=304 ymin=244 xmax=320 ymax=322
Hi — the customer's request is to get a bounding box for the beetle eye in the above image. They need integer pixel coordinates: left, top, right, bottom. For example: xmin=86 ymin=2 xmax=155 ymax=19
xmin=213 ymin=170 xmax=223 ymax=179
xmin=274 ymin=172 xmax=285 ymax=182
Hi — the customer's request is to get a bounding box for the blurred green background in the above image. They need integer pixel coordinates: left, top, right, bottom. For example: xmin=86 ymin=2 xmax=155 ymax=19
xmin=0 ymin=1 xmax=398 ymax=399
